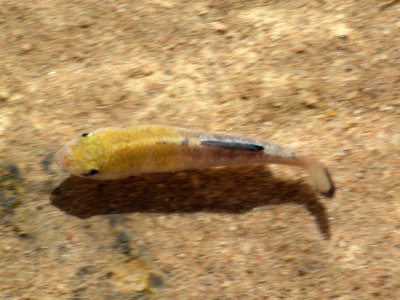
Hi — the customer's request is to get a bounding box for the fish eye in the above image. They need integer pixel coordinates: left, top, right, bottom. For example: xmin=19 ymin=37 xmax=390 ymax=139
xmin=83 ymin=169 xmax=100 ymax=176
xmin=81 ymin=132 xmax=89 ymax=137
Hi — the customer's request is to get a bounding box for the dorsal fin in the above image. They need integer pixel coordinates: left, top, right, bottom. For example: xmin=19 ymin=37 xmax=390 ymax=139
xmin=201 ymin=140 xmax=264 ymax=151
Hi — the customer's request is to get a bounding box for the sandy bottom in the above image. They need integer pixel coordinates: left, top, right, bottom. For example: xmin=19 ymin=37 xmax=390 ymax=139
xmin=1 ymin=1 xmax=400 ymax=299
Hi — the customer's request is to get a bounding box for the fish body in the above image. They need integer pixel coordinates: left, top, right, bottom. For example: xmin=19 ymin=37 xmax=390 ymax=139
xmin=56 ymin=125 xmax=335 ymax=197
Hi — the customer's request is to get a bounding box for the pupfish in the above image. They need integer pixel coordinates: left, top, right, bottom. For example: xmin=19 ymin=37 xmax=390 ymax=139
xmin=56 ymin=125 xmax=335 ymax=197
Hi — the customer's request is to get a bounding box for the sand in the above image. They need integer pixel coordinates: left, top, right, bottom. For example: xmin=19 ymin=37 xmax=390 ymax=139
xmin=0 ymin=0 xmax=399 ymax=299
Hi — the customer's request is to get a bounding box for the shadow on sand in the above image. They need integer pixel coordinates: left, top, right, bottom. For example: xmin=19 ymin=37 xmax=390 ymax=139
xmin=50 ymin=165 xmax=331 ymax=239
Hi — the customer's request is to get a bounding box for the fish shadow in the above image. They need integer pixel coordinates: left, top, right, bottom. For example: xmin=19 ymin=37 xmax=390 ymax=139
xmin=50 ymin=165 xmax=331 ymax=239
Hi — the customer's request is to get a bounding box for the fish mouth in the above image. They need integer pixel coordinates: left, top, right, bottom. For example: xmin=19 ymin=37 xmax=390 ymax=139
xmin=55 ymin=146 xmax=70 ymax=169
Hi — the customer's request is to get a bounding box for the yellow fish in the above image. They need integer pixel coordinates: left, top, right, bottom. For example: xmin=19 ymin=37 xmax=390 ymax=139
xmin=56 ymin=125 xmax=335 ymax=197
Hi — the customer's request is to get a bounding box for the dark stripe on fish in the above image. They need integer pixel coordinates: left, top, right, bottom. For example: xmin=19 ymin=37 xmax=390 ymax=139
xmin=201 ymin=140 xmax=264 ymax=151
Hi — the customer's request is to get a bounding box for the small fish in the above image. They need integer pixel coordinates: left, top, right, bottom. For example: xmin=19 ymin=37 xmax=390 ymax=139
xmin=56 ymin=125 xmax=335 ymax=197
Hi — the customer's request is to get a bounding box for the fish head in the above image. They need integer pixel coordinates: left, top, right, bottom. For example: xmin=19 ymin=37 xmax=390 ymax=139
xmin=56 ymin=132 xmax=103 ymax=178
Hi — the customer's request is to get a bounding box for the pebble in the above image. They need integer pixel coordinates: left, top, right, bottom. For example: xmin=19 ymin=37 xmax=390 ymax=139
xmin=325 ymin=109 xmax=337 ymax=118
xmin=0 ymin=88 xmax=10 ymax=101
xmin=379 ymin=105 xmax=393 ymax=111
xmin=229 ymin=225 xmax=238 ymax=231
xmin=210 ymin=21 xmax=228 ymax=33
xmin=21 ymin=43 xmax=33 ymax=52
xmin=330 ymin=23 xmax=352 ymax=38
xmin=127 ymin=65 xmax=155 ymax=78
xmin=302 ymin=95 xmax=319 ymax=108
xmin=355 ymin=172 xmax=364 ymax=179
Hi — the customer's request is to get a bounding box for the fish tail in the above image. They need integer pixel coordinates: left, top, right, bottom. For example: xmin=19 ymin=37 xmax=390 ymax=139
xmin=295 ymin=156 xmax=335 ymax=198
xmin=194 ymin=132 xmax=336 ymax=197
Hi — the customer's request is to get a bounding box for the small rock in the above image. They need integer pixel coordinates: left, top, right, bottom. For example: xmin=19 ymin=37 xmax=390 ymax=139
xmin=325 ymin=109 xmax=337 ymax=118
xmin=127 ymin=65 xmax=154 ymax=78
xmin=379 ymin=105 xmax=393 ymax=111
xmin=355 ymin=172 xmax=364 ymax=179
xmin=211 ymin=21 xmax=228 ymax=33
xmin=0 ymin=88 xmax=10 ymax=101
xmin=21 ymin=43 xmax=33 ymax=52
xmin=300 ymin=90 xmax=319 ymax=108
xmin=330 ymin=23 xmax=352 ymax=39
xmin=282 ymin=255 xmax=295 ymax=262
xmin=293 ymin=45 xmax=307 ymax=54
xmin=197 ymin=9 xmax=209 ymax=16
xmin=272 ymin=101 xmax=283 ymax=108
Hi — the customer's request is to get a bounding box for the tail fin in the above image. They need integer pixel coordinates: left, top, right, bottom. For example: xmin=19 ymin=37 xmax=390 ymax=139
xmin=296 ymin=156 xmax=335 ymax=198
